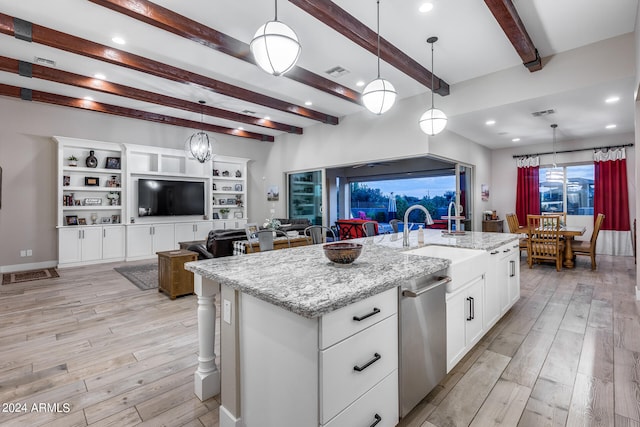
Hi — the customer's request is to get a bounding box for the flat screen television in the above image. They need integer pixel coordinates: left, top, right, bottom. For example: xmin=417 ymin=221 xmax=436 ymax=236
xmin=138 ymin=179 xmax=205 ymax=217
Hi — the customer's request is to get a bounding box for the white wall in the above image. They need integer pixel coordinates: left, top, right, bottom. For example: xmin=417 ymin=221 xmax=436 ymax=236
xmin=491 ymin=133 xmax=636 ymax=242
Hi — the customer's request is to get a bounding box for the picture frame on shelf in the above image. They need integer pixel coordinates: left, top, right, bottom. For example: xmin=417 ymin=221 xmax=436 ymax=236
xmin=222 ymin=186 xmax=233 ymax=191
xmin=85 ymin=177 xmax=99 ymax=186
xmin=111 ymin=214 xmax=120 ymax=224
xmin=213 ymin=169 xmax=220 ymax=176
xmin=219 ymin=199 xmax=226 ymax=205
xmin=213 ymin=212 xmax=219 ymax=219
xmin=245 ymin=223 xmax=259 ymax=242
xmin=65 ymin=215 xmax=78 ymax=226
xmin=105 ymin=157 xmax=121 ymax=169
xmin=101 ymin=217 xmax=111 ymax=224
xmin=78 ymin=218 xmax=87 ymax=225
xmin=234 ymin=183 xmax=243 ymax=191
xmin=63 ymin=175 xmax=70 ymax=186
xmin=226 ymin=198 xmax=236 ymax=205
xmin=234 ymin=211 xmax=243 ymax=219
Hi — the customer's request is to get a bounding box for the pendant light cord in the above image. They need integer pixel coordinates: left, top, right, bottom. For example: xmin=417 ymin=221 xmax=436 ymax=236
xmin=274 ymin=0 xmax=278 ymax=21
xmin=430 ymin=41 xmax=434 ymax=109
xmin=376 ymin=0 xmax=381 ymax=78
xmin=551 ymin=123 xmax=558 ymax=167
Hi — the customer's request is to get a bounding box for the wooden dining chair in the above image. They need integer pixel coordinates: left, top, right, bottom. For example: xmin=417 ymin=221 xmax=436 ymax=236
xmin=506 ymin=213 xmax=527 ymax=257
xmin=361 ymin=221 xmax=378 ymax=237
xmin=527 ymin=214 xmax=564 ymax=271
xmin=571 ymin=213 xmax=605 ymax=270
xmin=304 ymin=225 xmax=336 ymax=244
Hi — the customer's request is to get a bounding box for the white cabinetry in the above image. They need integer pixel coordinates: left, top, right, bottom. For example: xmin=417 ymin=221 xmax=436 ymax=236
xmin=175 ymin=221 xmax=212 ymax=243
xmin=485 ymin=242 xmax=521 ymax=331
xmin=212 ymin=156 xmax=249 ymax=230
xmin=126 ymin=224 xmax=176 ymax=259
xmin=102 ymin=226 xmax=125 ymax=260
xmin=237 ymin=287 xmax=398 ymax=427
xmin=55 ymin=137 xmax=126 ymax=267
xmin=446 ymin=276 xmax=484 ymax=372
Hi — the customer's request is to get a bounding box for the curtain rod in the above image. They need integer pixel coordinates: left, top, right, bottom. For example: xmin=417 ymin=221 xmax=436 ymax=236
xmin=512 ymin=143 xmax=634 ymax=158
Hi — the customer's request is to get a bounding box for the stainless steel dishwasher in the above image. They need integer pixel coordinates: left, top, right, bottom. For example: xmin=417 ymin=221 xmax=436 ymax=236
xmin=398 ymin=273 xmax=450 ymax=418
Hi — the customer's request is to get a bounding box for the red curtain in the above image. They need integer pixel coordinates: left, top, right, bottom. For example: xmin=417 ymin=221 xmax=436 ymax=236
xmin=515 ymin=165 xmax=540 ymax=225
xmin=594 ymin=156 xmax=630 ymax=231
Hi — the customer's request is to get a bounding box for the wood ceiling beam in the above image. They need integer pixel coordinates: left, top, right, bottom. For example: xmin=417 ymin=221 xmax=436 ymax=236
xmin=288 ymin=0 xmax=450 ymax=96
xmin=484 ymin=0 xmax=542 ymax=72
xmin=0 ymin=55 xmax=302 ymax=134
xmin=0 ymin=83 xmax=275 ymax=142
xmin=0 ymin=12 xmax=339 ymax=125
xmin=88 ymin=0 xmax=362 ymax=105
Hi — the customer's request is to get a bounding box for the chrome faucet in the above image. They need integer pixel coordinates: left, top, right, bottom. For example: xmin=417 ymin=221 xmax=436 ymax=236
xmin=446 ymin=201 xmax=464 ymax=234
xmin=403 ymin=205 xmax=434 ymax=247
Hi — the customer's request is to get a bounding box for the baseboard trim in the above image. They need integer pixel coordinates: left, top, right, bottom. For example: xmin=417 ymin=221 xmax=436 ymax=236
xmin=220 ymin=405 xmax=243 ymax=427
xmin=0 ymin=260 xmax=58 ymax=273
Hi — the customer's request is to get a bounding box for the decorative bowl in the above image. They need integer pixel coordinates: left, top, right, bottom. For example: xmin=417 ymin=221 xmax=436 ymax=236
xmin=322 ymin=242 xmax=363 ymax=264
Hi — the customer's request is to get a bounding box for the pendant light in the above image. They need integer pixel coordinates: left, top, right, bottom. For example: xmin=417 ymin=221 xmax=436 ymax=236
xmin=250 ymin=0 xmax=301 ymax=76
xmin=419 ymin=36 xmax=448 ymax=135
xmin=362 ymin=0 xmax=396 ymax=115
xmin=546 ymin=124 xmax=564 ymax=183
xmin=185 ymin=100 xmax=213 ymax=164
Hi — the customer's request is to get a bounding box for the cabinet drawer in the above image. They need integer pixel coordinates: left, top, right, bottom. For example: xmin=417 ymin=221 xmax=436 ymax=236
xmin=320 ymin=314 xmax=398 ymax=424
xmin=320 ymin=287 xmax=397 ymax=349
xmin=323 ymin=370 xmax=398 ymax=427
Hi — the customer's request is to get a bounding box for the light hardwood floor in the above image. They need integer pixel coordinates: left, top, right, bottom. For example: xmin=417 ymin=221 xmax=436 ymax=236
xmin=0 ymin=255 xmax=636 ymax=426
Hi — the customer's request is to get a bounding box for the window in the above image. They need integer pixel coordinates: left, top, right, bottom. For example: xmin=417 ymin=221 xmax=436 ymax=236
xmin=539 ymin=164 xmax=594 ymax=215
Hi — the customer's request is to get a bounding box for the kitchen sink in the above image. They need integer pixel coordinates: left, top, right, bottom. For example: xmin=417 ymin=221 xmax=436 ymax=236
xmin=404 ymin=245 xmax=488 ymax=292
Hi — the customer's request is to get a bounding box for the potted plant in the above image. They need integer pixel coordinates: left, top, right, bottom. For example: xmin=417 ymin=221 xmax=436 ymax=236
xmin=219 ymin=208 xmax=230 ymax=219
xmin=67 ymin=155 xmax=78 ymax=167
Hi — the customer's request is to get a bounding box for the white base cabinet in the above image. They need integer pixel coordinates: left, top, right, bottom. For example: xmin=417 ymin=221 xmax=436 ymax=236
xmin=212 ymin=219 xmax=247 ymax=230
xmin=58 ymin=225 xmax=125 ymax=267
xmin=485 ymin=241 xmax=521 ymax=331
xmin=231 ymin=288 xmax=398 ymax=427
xmin=126 ymin=224 xmax=176 ymax=259
xmin=446 ymin=275 xmax=484 ymax=372
xmin=174 ymin=221 xmax=212 ymax=243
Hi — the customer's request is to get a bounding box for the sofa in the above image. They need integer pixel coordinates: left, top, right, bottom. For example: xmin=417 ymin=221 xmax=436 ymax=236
xmin=274 ymin=218 xmax=312 ymax=235
xmin=202 ymin=229 xmax=248 ymax=258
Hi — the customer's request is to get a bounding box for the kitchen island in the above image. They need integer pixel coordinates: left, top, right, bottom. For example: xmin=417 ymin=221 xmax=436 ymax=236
xmin=185 ymin=229 xmax=519 ymax=427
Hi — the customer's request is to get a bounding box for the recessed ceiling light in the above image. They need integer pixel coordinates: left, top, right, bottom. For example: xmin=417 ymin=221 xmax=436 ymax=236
xmin=419 ymin=2 xmax=434 ymax=13
xmin=264 ymin=116 xmax=271 ymax=120
xmin=94 ymin=73 xmax=106 ymax=80
xmin=238 ymin=126 xmax=244 ymax=130
xmin=485 ymin=120 xmax=496 ymax=126
xmin=606 ymin=124 xmax=617 ymax=129
xmin=356 ymin=80 xmax=365 ymax=87
xmin=83 ymin=96 xmax=94 ymax=101
xmin=111 ymin=36 xmax=126 ymax=45
xmin=512 ymin=138 xmax=521 ymax=142
xmin=304 ymin=101 xmax=312 ymax=106
xmin=605 ymin=96 xmax=620 ymax=104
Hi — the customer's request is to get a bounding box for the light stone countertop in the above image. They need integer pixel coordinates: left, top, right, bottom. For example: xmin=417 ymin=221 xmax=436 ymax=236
xmin=185 ymin=230 xmax=519 ymax=319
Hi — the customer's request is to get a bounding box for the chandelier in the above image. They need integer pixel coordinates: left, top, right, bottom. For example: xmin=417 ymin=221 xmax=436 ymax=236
xmin=185 ymin=100 xmax=213 ymax=164
xmin=250 ymin=0 xmax=301 ymax=76
xmin=362 ymin=0 xmax=396 ymax=115
xmin=419 ymin=36 xmax=447 ymax=135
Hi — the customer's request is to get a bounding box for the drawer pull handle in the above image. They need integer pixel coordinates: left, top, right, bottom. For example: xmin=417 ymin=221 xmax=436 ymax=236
xmin=353 ymin=353 xmax=381 ymax=372
xmin=353 ymin=308 xmax=380 ymax=322
xmin=369 ymin=414 xmax=382 ymax=427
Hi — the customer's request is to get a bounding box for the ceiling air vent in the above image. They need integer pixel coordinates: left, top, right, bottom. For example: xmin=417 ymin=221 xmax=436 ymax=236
xmin=241 ymin=110 xmax=256 ymax=115
xmin=325 ymin=66 xmax=350 ymax=78
xmin=531 ymin=109 xmax=555 ymax=117
xmin=34 ymin=56 xmax=56 ymax=67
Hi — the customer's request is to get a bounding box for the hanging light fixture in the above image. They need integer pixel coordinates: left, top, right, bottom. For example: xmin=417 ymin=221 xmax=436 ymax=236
xmin=185 ymin=100 xmax=213 ymax=164
xmin=362 ymin=0 xmax=396 ymax=115
xmin=419 ymin=36 xmax=447 ymax=135
xmin=250 ymin=0 xmax=301 ymax=76
xmin=545 ymin=124 xmax=564 ymax=183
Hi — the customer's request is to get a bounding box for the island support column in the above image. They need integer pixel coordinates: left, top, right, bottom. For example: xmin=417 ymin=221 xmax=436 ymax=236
xmin=193 ymin=274 xmax=221 ymax=400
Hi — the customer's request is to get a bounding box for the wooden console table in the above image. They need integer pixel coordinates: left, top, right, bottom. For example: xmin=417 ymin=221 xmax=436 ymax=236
xmin=233 ymin=236 xmax=309 ymax=255
xmin=157 ymin=249 xmax=198 ymax=299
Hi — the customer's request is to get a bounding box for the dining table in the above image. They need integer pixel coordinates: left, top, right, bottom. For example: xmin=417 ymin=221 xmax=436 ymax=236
xmin=521 ymin=224 xmax=586 ymax=268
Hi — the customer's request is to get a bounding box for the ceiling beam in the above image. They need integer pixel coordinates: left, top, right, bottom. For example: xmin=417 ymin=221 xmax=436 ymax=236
xmin=0 ymin=83 xmax=275 ymax=142
xmin=484 ymin=0 xmax=542 ymax=72
xmin=0 ymin=12 xmax=339 ymax=125
xmin=88 ymin=0 xmax=362 ymax=105
xmin=288 ymin=0 xmax=450 ymax=96
xmin=0 ymin=55 xmax=302 ymax=134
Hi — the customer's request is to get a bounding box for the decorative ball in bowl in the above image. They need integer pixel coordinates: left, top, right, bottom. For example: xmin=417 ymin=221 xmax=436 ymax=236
xmin=322 ymin=242 xmax=363 ymax=265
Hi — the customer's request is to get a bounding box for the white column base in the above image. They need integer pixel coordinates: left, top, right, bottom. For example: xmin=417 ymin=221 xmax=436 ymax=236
xmin=193 ymin=274 xmax=221 ymax=401
xmin=220 ymin=405 xmax=244 ymax=427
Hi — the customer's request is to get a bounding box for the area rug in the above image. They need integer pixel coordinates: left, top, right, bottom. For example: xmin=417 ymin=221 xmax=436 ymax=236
xmin=114 ymin=263 xmax=158 ymax=291
xmin=2 ymin=267 xmax=59 ymax=285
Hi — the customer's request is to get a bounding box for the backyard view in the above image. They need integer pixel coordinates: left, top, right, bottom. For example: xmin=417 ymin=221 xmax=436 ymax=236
xmin=350 ymin=176 xmax=456 ymax=225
